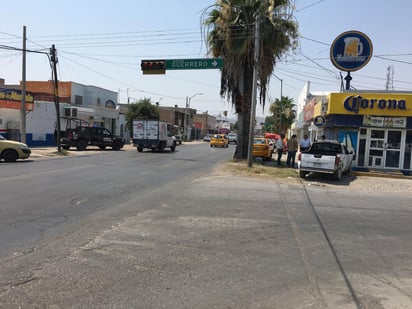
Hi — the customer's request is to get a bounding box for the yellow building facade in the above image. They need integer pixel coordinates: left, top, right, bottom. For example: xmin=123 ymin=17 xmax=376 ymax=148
xmin=313 ymin=92 xmax=412 ymax=173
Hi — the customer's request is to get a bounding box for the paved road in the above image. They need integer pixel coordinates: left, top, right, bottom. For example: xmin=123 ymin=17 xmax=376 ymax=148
xmin=1 ymin=143 xmax=411 ymax=308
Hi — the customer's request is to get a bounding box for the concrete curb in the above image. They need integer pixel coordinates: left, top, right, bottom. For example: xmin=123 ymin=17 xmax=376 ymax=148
xmin=350 ymin=170 xmax=412 ymax=180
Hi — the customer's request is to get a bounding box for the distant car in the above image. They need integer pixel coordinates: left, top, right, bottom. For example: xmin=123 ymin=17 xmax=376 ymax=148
xmin=174 ymin=135 xmax=182 ymax=145
xmin=253 ymin=137 xmax=272 ymax=160
xmin=0 ymin=135 xmax=31 ymax=162
xmin=227 ymin=132 xmax=237 ymax=144
xmin=210 ymin=134 xmax=229 ymax=148
xmin=203 ymin=134 xmax=212 ymax=142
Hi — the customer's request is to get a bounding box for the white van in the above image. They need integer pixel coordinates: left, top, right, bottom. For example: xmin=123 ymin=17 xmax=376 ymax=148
xmin=227 ymin=132 xmax=237 ymax=144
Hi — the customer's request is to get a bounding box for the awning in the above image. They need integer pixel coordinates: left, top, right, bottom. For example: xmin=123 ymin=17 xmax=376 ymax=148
xmin=264 ymin=133 xmax=280 ymax=139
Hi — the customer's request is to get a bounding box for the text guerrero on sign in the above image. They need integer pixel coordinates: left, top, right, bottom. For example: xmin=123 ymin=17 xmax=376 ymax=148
xmin=141 ymin=58 xmax=223 ymax=74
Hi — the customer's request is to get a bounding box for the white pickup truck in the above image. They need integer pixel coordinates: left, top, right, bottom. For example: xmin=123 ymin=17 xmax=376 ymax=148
xmin=298 ymin=140 xmax=354 ymax=180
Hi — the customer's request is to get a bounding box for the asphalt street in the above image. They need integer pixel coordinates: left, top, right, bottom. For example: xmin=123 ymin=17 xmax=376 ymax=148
xmin=0 ymin=142 xmax=411 ymax=308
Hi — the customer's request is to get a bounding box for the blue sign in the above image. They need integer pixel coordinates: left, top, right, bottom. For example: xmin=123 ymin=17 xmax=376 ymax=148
xmin=330 ymin=31 xmax=373 ymax=72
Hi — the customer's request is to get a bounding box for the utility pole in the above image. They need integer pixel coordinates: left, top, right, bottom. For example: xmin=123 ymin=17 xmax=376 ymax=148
xmin=273 ymin=74 xmax=283 ymax=134
xmin=50 ymin=44 xmax=62 ymax=153
xmin=184 ymin=96 xmax=188 ymax=141
xmin=247 ymin=17 xmax=260 ymax=167
xmin=204 ymin=110 xmax=208 ymax=136
xmin=20 ymin=26 xmax=27 ymax=143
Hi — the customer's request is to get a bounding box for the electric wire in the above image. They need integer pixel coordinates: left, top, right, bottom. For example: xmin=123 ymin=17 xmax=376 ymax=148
xmin=2 ymin=25 xmax=412 ymax=100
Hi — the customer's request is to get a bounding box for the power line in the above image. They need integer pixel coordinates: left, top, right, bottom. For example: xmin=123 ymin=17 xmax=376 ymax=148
xmin=296 ymin=0 xmax=325 ymax=12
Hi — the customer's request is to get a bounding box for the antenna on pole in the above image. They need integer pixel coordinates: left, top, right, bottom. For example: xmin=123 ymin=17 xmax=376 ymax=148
xmin=385 ymin=65 xmax=394 ymax=91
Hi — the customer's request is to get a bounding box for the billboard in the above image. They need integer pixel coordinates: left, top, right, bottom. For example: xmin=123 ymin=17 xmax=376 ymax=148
xmin=0 ymin=88 xmax=34 ymax=111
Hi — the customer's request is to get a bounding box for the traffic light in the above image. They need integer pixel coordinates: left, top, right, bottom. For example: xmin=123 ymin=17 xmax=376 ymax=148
xmin=141 ymin=60 xmax=166 ymax=75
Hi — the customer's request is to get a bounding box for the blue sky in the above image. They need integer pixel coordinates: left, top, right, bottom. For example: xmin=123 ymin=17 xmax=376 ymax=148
xmin=1 ymin=0 xmax=412 ymax=118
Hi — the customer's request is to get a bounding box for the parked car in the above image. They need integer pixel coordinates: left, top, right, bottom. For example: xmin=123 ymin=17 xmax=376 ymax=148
xmin=210 ymin=134 xmax=229 ymax=148
xmin=253 ymin=137 xmax=272 ymax=160
xmin=203 ymin=134 xmax=212 ymax=142
xmin=0 ymin=135 xmax=31 ymax=162
xmin=174 ymin=134 xmax=182 ymax=145
xmin=227 ymin=132 xmax=237 ymax=144
xmin=61 ymin=126 xmax=124 ymax=151
xmin=298 ymin=140 xmax=354 ymax=180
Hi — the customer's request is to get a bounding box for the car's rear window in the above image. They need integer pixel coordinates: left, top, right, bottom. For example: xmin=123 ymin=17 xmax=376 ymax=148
xmin=310 ymin=143 xmax=341 ymax=154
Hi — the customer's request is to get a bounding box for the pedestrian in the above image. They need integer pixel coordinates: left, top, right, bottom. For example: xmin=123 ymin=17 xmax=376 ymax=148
xmin=287 ymin=134 xmax=298 ymax=168
xmin=276 ymin=134 xmax=285 ymax=165
xmin=300 ymin=134 xmax=311 ymax=152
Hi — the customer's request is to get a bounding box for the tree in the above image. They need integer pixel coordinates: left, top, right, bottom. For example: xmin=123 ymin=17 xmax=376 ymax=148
xmin=125 ymin=98 xmax=159 ymax=133
xmin=203 ymin=0 xmax=298 ymax=159
xmin=268 ymin=95 xmax=296 ymax=134
xmin=263 ymin=115 xmax=276 ymax=133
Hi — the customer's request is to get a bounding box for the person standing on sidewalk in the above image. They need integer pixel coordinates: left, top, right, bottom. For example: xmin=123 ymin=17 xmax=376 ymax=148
xmin=299 ymin=134 xmax=311 ymax=152
xmin=287 ymin=134 xmax=298 ymax=168
xmin=276 ymin=134 xmax=285 ymax=165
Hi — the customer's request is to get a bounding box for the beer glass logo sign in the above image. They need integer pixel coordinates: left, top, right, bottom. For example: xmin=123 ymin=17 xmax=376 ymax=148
xmin=330 ymin=31 xmax=373 ymax=71
xmin=344 ymin=37 xmax=363 ymax=57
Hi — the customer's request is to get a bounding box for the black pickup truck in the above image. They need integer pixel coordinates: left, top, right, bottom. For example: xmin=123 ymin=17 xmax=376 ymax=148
xmin=61 ymin=126 xmax=125 ymax=151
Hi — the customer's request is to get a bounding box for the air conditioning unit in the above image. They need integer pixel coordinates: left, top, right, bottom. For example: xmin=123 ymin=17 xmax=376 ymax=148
xmin=7 ymin=120 xmax=20 ymax=129
xmin=64 ymin=107 xmax=78 ymax=118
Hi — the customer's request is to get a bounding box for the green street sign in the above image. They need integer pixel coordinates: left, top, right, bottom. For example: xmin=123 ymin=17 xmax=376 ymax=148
xmin=165 ymin=58 xmax=223 ymax=70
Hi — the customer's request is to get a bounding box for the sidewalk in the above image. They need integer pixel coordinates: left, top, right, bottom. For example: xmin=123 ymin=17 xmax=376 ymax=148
xmin=350 ymin=167 xmax=412 ymax=179
xmin=30 ymin=143 xmax=136 ymax=159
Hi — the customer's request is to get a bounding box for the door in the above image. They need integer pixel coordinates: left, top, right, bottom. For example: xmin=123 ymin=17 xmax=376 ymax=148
xmin=367 ymin=129 xmax=403 ymax=169
xmin=368 ymin=129 xmax=385 ymax=168
xmin=384 ymin=129 xmax=402 ymax=168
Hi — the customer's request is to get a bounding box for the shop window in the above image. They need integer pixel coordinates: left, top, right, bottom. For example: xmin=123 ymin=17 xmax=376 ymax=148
xmin=358 ymin=139 xmax=366 ymax=166
xmin=370 ymin=140 xmax=384 ymax=148
xmin=386 ymin=151 xmax=400 ymax=168
xmin=371 ymin=130 xmax=384 ymax=139
xmin=387 ymin=130 xmax=401 ymax=149
xmin=370 ymin=149 xmax=383 ymax=156
xmin=403 ymin=130 xmax=412 ymax=170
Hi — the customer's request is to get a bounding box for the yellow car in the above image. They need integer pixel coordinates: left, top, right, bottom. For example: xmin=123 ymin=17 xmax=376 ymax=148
xmin=0 ymin=135 xmax=31 ymax=162
xmin=210 ymin=134 xmax=229 ymax=148
xmin=253 ymin=137 xmax=272 ymax=160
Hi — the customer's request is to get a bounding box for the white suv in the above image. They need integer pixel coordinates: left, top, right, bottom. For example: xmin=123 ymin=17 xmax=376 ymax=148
xmin=227 ymin=133 xmax=237 ymax=144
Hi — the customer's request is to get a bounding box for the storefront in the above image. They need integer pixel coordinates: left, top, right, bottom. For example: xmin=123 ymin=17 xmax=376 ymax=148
xmin=314 ymin=92 xmax=412 ymax=173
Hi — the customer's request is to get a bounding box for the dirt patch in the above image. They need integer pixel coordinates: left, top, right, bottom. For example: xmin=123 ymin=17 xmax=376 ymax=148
xmin=213 ymin=160 xmax=300 ymax=183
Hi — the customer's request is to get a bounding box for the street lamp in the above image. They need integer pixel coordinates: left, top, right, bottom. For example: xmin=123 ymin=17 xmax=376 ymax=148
xmin=185 ymin=93 xmax=203 ymax=141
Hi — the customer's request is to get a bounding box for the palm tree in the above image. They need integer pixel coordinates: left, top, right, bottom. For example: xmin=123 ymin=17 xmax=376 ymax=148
xmin=203 ymin=0 xmax=298 ymax=159
xmin=269 ymin=95 xmax=296 ymax=134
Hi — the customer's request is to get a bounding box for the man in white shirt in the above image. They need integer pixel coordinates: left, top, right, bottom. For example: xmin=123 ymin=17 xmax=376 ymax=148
xmin=300 ymin=134 xmax=311 ymax=152
xmin=276 ymin=134 xmax=285 ymax=165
